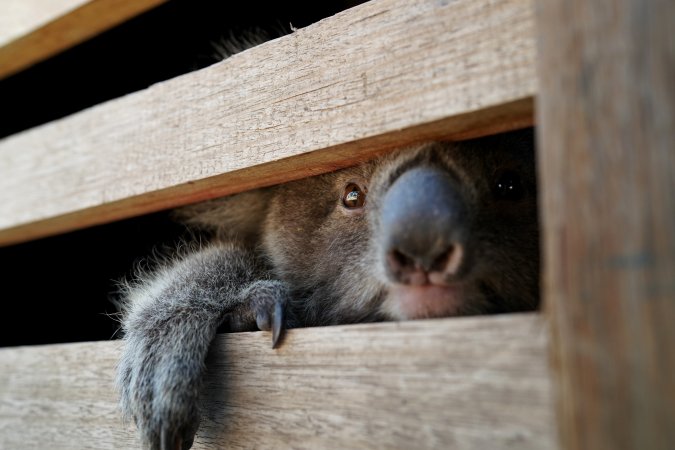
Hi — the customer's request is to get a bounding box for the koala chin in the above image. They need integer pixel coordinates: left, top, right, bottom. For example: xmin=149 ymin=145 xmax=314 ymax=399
xmin=116 ymin=128 xmax=539 ymax=449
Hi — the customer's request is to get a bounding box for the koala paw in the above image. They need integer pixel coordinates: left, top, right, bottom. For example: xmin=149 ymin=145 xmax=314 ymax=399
xmin=118 ymin=319 xmax=211 ymax=450
xmin=240 ymin=279 xmax=290 ymax=348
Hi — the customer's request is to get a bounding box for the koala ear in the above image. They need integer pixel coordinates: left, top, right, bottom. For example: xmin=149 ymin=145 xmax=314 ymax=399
xmin=173 ymin=188 xmax=273 ymax=244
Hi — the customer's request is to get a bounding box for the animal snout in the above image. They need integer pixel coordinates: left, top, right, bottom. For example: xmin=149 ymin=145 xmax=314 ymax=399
xmin=380 ymin=166 xmax=468 ymax=285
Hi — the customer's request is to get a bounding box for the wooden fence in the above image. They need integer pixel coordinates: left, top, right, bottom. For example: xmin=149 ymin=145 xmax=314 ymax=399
xmin=0 ymin=0 xmax=671 ymax=448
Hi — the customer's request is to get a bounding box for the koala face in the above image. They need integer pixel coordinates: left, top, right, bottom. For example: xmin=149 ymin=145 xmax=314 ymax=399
xmin=262 ymin=129 xmax=539 ymax=326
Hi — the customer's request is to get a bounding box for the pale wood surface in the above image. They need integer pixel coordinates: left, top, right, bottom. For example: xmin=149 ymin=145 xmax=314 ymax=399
xmin=536 ymin=0 xmax=675 ymax=449
xmin=0 ymin=0 xmax=167 ymax=79
xmin=0 ymin=0 xmax=536 ymax=246
xmin=0 ymin=0 xmax=86 ymax=47
xmin=0 ymin=313 xmax=555 ymax=449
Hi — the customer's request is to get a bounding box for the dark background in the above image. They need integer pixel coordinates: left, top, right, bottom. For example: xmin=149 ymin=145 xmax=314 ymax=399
xmin=0 ymin=0 xmax=364 ymax=346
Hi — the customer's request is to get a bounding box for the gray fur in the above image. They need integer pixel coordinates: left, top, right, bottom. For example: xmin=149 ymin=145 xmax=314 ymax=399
xmin=117 ymin=129 xmax=539 ymax=449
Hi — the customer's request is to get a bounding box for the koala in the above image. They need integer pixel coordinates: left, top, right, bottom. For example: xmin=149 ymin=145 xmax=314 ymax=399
xmin=116 ymin=128 xmax=539 ymax=450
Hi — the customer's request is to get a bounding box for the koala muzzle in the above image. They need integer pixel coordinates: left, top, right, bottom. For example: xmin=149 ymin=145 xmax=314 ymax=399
xmin=380 ymin=166 xmax=468 ymax=286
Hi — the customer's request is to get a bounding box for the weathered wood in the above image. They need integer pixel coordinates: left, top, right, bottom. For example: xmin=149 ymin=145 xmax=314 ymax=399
xmin=0 ymin=313 xmax=555 ymax=449
xmin=0 ymin=0 xmax=167 ymax=79
xmin=535 ymin=0 xmax=675 ymax=449
xmin=1 ymin=0 xmax=89 ymax=47
xmin=0 ymin=0 xmax=536 ymax=246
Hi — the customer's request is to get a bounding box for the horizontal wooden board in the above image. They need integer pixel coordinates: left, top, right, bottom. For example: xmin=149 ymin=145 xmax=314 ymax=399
xmin=0 ymin=0 xmax=167 ymax=79
xmin=0 ymin=0 xmax=89 ymax=47
xmin=0 ymin=0 xmax=536 ymax=246
xmin=0 ymin=313 xmax=555 ymax=449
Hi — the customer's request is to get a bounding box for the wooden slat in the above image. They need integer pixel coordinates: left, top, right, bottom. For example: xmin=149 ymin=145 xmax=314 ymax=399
xmin=0 ymin=0 xmax=167 ymax=79
xmin=0 ymin=0 xmax=536 ymax=246
xmin=0 ymin=313 xmax=555 ymax=449
xmin=535 ymin=0 xmax=675 ymax=449
xmin=0 ymin=0 xmax=86 ymax=47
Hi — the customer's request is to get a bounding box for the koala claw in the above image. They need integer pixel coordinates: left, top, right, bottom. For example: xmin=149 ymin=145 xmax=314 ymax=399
xmin=161 ymin=424 xmax=194 ymax=450
xmin=254 ymin=295 xmax=285 ymax=348
xmin=245 ymin=279 xmax=289 ymax=349
xmin=272 ymin=301 xmax=284 ymax=348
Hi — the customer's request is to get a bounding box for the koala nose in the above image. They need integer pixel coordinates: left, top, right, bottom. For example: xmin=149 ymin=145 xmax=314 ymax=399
xmin=380 ymin=166 xmax=468 ymax=285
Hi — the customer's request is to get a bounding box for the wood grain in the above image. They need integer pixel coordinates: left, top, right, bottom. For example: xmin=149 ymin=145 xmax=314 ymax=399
xmin=0 ymin=0 xmax=167 ymax=79
xmin=0 ymin=0 xmax=536 ymax=246
xmin=0 ymin=0 xmax=86 ymax=47
xmin=0 ymin=313 xmax=555 ymax=449
xmin=535 ymin=0 xmax=675 ymax=449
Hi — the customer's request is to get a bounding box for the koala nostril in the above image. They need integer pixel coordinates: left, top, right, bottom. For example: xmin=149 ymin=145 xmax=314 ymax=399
xmin=388 ymin=244 xmax=464 ymax=277
xmin=431 ymin=245 xmax=454 ymax=272
xmin=386 ymin=244 xmax=464 ymax=286
xmin=387 ymin=249 xmax=429 ymax=285
xmin=431 ymin=244 xmax=464 ymax=275
xmin=387 ymin=249 xmax=414 ymax=272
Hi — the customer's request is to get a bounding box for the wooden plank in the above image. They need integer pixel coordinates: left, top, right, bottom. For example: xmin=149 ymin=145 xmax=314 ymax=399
xmin=0 ymin=0 xmax=87 ymax=47
xmin=535 ymin=0 xmax=675 ymax=449
xmin=0 ymin=0 xmax=167 ymax=79
xmin=0 ymin=313 xmax=555 ymax=449
xmin=0 ymin=0 xmax=536 ymax=246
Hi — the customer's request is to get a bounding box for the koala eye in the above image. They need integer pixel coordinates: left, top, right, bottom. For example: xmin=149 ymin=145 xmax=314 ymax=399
xmin=492 ymin=169 xmax=525 ymax=201
xmin=342 ymin=183 xmax=367 ymax=209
